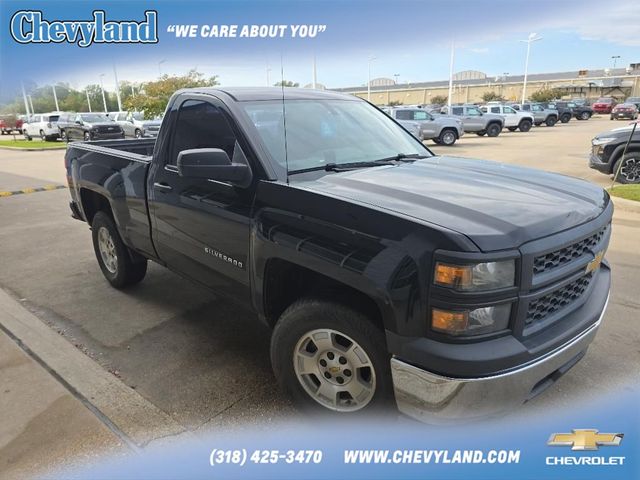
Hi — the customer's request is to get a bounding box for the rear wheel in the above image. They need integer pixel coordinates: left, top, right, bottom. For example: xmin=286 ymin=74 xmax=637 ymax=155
xmin=91 ymin=211 xmax=147 ymax=288
xmin=518 ymin=119 xmax=532 ymax=132
xmin=486 ymin=123 xmax=501 ymax=137
xmin=438 ymin=129 xmax=457 ymax=146
xmin=271 ymin=298 xmax=393 ymax=415
xmin=134 ymin=129 xmax=142 ymax=139
xmin=545 ymin=116 xmax=557 ymax=127
xmin=613 ymin=154 xmax=640 ymax=184
xmin=560 ymin=113 xmax=571 ymax=123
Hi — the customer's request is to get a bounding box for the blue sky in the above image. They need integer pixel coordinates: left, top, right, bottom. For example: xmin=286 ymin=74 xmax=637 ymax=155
xmin=1 ymin=0 xmax=639 ymax=99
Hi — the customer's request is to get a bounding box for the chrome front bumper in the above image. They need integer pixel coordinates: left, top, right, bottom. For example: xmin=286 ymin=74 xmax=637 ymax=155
xmin=391 ymin=296 xmax=608 ymax=424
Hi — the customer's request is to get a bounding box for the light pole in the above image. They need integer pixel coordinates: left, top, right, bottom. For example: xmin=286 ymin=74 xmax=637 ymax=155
xmin=611 ymin=55 xmax=621 ymax=69
xmin=52 ymin=85 xmax=59 ymax=111
xmin=393 ymin=73 xmax=400 ymax=85
xmin=158 ymin=59 xmax=166 ymax=76
xmin=520 ymin=33 xmax=542 ymax=106
xmin=113 ymin=64 xmax=123 ymax=111
xmin=85 ymin=89 xmax=92 ymax=112
xmin=27 ymin=95 xmax=35 ymax=114
xmin=99 ymin=74 xmax=108 ymax=112
xmin=447 ymin=41 xmax=455 ymax=108
xmin=367 ymin=55 xmax=377 ymax=102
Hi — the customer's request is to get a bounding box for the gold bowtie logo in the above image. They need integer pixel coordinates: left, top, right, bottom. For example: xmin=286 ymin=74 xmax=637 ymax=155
xmin=548 ymin=429 xmax=623 ymax=451
xmin=585 ymin=250 xmax=605 ymax=274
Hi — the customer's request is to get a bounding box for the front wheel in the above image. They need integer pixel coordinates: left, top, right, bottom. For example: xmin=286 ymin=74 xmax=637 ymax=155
xmin=545 ymin=116 xmax=557 ymax=127
xmin=438 ymin=129 xmax=457 ymax=146
xmin=560 ymin=113 xmax=571 ymax=123
xmin=134 ymin=129 xmax=142 ymax=138
xmin=271 ymin=298 xmax=393 ymax=415
xmin=84 ymin=132 xmax=91 ymax=141
xmin=91 ymin=211 xmax=147 ymax=288
xmin=486 ymin=123 xmax=501 ymax=137
xmin=580 ymin=111 xmax=591 ymax=120
xmin=39 ymin=130 xmax=46 ymax=141
xmin=613 ymin=154 xmax=640 ymax=184
xmin=518 ymin=119 xmax=532 ymax=132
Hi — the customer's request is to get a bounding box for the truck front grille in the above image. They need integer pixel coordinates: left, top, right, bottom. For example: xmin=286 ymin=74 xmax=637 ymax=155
xmin=526 ymin=273 xmax=593 ymax=325
xmin=533 ymin=225 xmax=608 ymax=275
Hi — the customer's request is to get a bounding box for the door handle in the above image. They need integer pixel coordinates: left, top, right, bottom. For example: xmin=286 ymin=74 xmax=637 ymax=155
xmin=153 ymin=182 xmax=173 ymax=192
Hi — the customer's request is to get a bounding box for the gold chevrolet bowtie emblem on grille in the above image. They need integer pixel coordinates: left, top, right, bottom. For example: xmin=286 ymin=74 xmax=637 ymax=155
xmin=548 ymin=429 xmax=623 ymax=451
xmin=585 ymin=250 xmax=605 ymax=274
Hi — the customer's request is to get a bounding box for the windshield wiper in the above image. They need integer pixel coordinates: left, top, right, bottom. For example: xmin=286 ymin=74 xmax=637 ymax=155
xmin=288 ymin=153 xmax=428 ymax=176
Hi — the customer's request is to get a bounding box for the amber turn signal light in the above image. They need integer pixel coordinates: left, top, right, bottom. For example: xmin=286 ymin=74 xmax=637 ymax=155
xmin=432 ymin=308 xmax=469 ymax=334
xmin=434 ymin=263 xmax=472 ymax=288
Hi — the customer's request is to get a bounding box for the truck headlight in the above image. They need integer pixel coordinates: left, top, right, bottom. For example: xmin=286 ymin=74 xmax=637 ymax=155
xmin=431 ymin=303 xmax=512 ymax=336
xmin=592 ymin=137 xmax=616 ymax=146
xmin=434 ymin=260 xmax=515 ymax=291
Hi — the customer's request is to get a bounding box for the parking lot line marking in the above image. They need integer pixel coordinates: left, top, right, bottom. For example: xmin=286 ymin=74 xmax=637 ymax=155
xmin=0 ymin=184 xmax=67 ymax=198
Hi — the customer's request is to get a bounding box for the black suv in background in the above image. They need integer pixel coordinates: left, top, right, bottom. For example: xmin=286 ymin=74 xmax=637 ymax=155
xmin=64 ymin=113 xmax=124 ymax=141
xmin=56 ymin=112 xmax=76 ymax=141
xmin=540 ymin=102 xmax=573 ymax=123
xmin=590 ymin=126 xmax=640 ymax=183
xmin=550 ymin=101 xmax=593 ymax=121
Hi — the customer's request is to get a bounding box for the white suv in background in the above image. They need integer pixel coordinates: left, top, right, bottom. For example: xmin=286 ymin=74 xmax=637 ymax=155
xmin=480 ymin=103 xmax=534 ymax=132
xmin=23 ymin=112 xmax=61 ymax=141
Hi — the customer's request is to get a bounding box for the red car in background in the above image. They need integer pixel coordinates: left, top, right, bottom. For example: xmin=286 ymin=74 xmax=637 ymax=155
xmin=610 ymin=103 xmax=639 ymax=120
xmin=592 ymin=97 xmax=617 ymax=114
xmin=0 ymin=114 xmax=24 ymax=134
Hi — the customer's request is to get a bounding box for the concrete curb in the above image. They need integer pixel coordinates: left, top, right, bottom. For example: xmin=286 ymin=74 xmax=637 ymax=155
xmin=609 ymin=195 xmax=640 ymax=214
xmin=0 ymin=288 xmax=188 ymax=447
xmin=0 ymin=145 xmax=67 ymax=151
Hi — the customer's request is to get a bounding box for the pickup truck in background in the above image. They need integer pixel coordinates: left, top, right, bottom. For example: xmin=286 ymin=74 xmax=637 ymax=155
xmin=109 ymin=111 xmax=162 ymax=138
xmin=480 ymin=104 xmax=533 ymax=132
xmin=512 ymin=103 xmax=559 ymax=127
xmin=66 ymin=87 xmax=612 ymax=422
xmin=439 ymin=104 xmax=505 ymax=137
xmin=383 ymin=106 xmax=464 ymax=145
xmin=0 ymin=114 xmax=24 ymax=134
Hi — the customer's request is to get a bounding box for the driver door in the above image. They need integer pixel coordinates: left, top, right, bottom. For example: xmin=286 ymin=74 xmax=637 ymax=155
xmin=147 ymin=94 xmax=255 ymax=301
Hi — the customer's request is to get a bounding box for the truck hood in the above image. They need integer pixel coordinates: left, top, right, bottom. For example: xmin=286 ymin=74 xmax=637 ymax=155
xmin=299 ymin=156 xmax=608 ymax=251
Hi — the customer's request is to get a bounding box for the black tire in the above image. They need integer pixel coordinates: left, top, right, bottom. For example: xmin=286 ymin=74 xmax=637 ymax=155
xmin=613 ymin=154 xmax=640 ymax=185
xmin=486 ymin=122 xmax=501 ymax=137
xmin=438 ymin=128 xmax=457 ymax=146
xmin=580 ymin=111 xmax=591 ymax=120
xmin=271 ymin=298 xmax=393 ymax=416
xmin=39 ymin=130 xmax=46 ymax=141
xmin=84 ymin=131 xmax=91 ymax=141
xmin=610 ymin=115 xmax=615 ymax=120
xmin=60 ymin=129 xmax=66 ymax=140
xmin=134 ymin=129 xmax=142 ymax=139
xmin=518 ymin=119 xmax=532 ymax=132
xmin=91 ymin=211 xmax=147 ymax=288
xmin=545 ymin=116 xmax=557 ymax=127
xmin=507 ymin=127 xmax=517 ymax=132
xmin=560 ymin=113 xmax=571 ymax=123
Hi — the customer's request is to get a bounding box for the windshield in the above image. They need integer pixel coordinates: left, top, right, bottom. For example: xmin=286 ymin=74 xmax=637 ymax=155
xmin=80 ymin=114 xmax=111 ymax=123
xmin=131 ymin=112 xmax=144 ymax=121
xmin=242 ymin=99 xmax=431 ymax=173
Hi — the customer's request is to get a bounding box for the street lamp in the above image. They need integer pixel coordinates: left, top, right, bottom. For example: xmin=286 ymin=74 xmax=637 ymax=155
xmin=611 ymin=55 xmax=621 ymax=69
xmin=367 ymin=55 xmax=377 ymax=102
xmin=520 ymin=33 xmax=542 ymax=106
xmin=85 ymin=89 xmax=92 ymax=112
xmin=52 ymin=84 xmax=59 ymax=111
xmin=393 ymin=73 xmax=400 ymax=85
xmin=99 ymin=74 xmax=108 ymax=112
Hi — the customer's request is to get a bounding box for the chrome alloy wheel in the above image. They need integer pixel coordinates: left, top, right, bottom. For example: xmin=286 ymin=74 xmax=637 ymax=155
xmin=97 ymin=226 xmax=118 ymax=274
xmin=293 ymin=329 xmax=376 ymax=412
xmin=620 ymin=157 xmax=640 ymax=183
xmin=441 ymin=131 xmax=456 ymax=145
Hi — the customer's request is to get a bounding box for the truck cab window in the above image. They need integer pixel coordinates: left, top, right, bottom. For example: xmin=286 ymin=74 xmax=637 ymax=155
xmin=170 ymin=100 xmax=237 ymax=165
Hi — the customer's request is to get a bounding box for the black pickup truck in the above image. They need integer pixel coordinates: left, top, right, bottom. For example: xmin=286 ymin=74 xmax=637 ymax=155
xmin=66 ymin=87 xmax=612 ymax=422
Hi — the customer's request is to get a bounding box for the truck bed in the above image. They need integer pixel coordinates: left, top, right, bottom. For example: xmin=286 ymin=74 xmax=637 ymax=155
xmin=70 ymin=138 xmax=156 ymax=162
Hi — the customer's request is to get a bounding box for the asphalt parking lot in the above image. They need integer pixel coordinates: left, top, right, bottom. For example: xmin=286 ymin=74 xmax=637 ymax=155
xmin=0 ymin=115 xmax=639 ymax=441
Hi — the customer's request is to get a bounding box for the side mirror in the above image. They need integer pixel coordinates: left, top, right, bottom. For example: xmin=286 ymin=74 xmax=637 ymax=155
xmin=177 ymin=148 xmax=251 ymax=185
xmin=75 ymin=120 xmax=83 ymax=125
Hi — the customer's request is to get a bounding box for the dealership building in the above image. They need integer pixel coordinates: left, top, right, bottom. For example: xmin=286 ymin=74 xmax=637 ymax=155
xmin=333 ymin=65 xmax=640 ymax=105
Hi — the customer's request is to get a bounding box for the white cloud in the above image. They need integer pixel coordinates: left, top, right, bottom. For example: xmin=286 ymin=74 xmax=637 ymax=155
xmin=469 ymin=47 xmax=489 ymax=54
xmin=555 ymin=3 xmax=640 ymax=46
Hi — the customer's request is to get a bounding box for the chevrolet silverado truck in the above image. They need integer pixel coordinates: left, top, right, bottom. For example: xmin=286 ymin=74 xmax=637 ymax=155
xmin=66 ymin=87 xmax=612 ymax=422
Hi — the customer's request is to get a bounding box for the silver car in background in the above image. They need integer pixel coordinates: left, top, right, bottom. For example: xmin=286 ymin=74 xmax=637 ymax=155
xmin=109 ymin=111 xmax=162 ymax=138
xmin=383 ymin=106 xmax=464 ymax=146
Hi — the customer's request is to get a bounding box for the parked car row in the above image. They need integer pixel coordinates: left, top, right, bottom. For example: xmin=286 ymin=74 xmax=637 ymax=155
xmin=16 ymin=110 xmax=161 ymax=142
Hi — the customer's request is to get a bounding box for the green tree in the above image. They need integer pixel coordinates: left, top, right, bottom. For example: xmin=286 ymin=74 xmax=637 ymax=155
xmin=481 ymin=91 xmax=505 ymax=102
xmin=274 ymin=80 xmax=299 ymax=87
xmin=125 ymin=70 xmax=219 ymax=117
xmin=431 ymin=95 xmax=448 ymax=105
xmin=529 ymin=88 xmax=564 ymax=103
xmin=388 ymin=100 xmax=403 ymax=106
